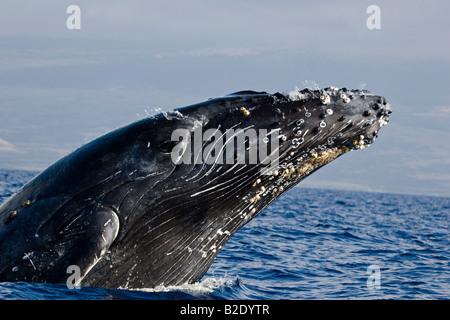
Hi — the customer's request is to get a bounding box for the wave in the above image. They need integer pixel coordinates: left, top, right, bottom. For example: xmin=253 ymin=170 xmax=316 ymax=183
xmin=131 ymin=276 xmax=240 ymax=299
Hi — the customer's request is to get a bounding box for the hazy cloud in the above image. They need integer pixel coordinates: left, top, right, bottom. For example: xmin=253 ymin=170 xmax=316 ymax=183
xmin=414 ymin=106 xmax=450 ymax=119
xmin=0 ymin=1 xmax=449 ymax=61
xmin=0 ymin=138 xmax=16 ymax=152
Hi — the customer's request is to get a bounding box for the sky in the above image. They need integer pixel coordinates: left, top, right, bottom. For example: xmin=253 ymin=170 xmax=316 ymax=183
xmin=0 ymin=0 xmax=449 ymax=197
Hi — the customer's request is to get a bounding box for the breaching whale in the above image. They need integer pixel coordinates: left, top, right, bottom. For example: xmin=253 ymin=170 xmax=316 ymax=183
xmin=0 ymin=87 xmax=391 ymax=289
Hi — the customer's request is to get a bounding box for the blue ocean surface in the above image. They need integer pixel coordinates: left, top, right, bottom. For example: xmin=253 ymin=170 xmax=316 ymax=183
xmin=0 ymin=169 xmax=448 ymax=300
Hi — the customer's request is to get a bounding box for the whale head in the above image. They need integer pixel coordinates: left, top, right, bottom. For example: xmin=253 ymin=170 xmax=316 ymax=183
xmin=165 ymin=87 xmax=392 ymax=181
xmin=85 ymin=87 xmax=392 ymax=288
xmin=0 ymin=87 xmax=391 ymax=289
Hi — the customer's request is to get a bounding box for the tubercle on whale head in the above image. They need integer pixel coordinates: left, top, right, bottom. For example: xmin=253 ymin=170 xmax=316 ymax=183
xmin=160 ymin=86 xmax=391 ymax=175
xmin=220 ymin=87 xmax=392 ymax=214
xmin=256 ymin=86 xmax=390 ymax=152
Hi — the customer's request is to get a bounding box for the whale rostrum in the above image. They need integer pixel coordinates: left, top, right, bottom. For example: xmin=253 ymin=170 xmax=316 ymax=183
xmin=0 ymin=87 xmax=391 ymax=289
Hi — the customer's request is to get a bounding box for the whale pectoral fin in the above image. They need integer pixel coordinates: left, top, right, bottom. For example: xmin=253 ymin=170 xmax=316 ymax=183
xmin=0 ymin=205 xmax=119 ymax=284
xmin=56 ymin=204 xmax=120 ymax=276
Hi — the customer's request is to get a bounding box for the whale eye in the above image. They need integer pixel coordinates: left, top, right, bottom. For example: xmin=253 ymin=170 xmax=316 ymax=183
xmin=159 ymin=140 xmax=180 ymax=153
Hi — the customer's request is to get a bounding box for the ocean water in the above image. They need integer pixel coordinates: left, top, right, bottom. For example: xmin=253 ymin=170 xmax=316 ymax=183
xmin=0 ymin=169 xmax=448 ymax=300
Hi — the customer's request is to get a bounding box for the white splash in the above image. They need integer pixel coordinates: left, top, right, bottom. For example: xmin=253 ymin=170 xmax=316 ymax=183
xmin=162 ymin=110 xmax=184 ymax=120
xmin=285 ymin=86 xmax=308 ymax=101
xmin=133 ymin=276 xmax=236 ymax=296
xmin=302 ymin=80 xmax=322 ymax=91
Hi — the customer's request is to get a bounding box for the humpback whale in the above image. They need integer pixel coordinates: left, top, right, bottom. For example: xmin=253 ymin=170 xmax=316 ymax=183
xmin=0 ymin=87 xmax=391 ymax=289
